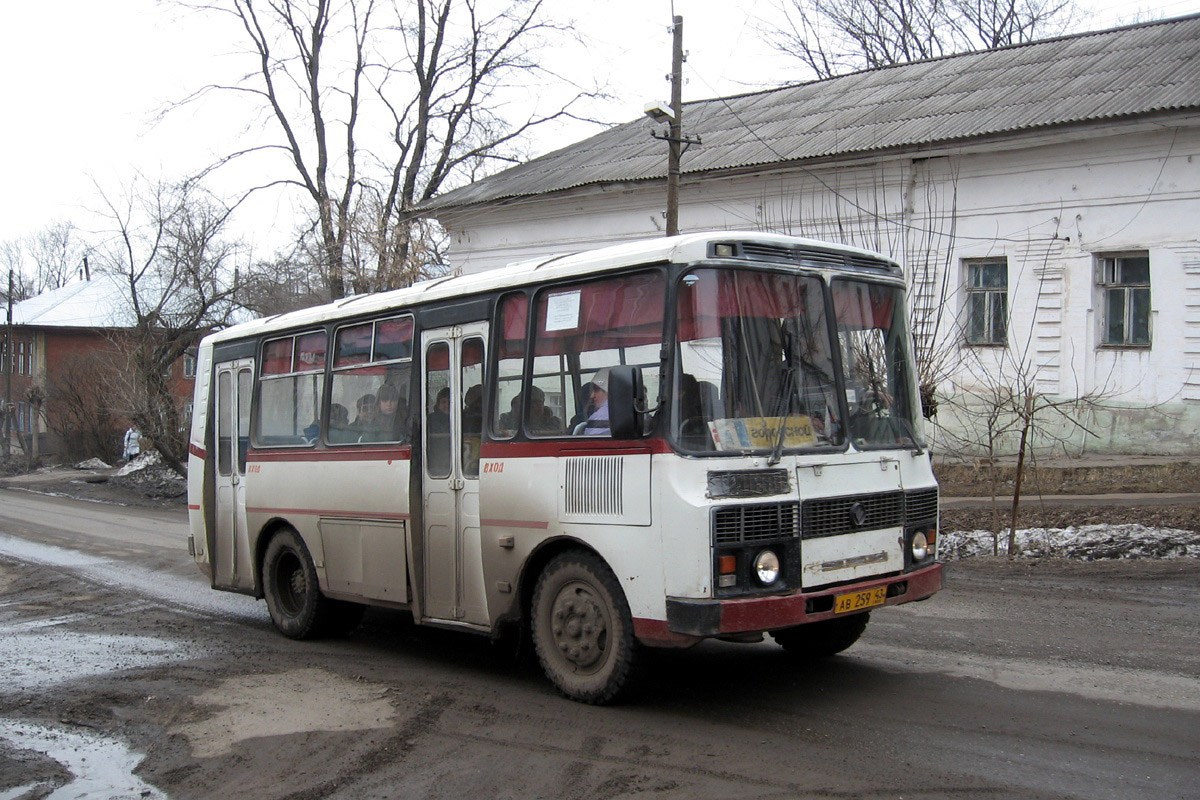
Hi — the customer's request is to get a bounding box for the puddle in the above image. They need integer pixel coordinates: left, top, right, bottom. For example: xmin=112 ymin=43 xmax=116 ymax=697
xmin=0 ymin=720 xmax=165 ymax=799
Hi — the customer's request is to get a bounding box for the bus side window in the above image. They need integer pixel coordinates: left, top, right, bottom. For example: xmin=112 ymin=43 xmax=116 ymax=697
xmin=492 ymin=293 xmax=527 ymax=439
xmin=425 ymin=342 xmax=452 ymax=478
xmin=461 ymin=337 xmax=485 ymax=477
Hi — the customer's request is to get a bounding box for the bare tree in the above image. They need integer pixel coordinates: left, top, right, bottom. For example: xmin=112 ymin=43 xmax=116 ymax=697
xmin=177 ymin=0 xmax=590 ymax=299
xmin=1 ymin=241 xmax=36 ymax=303
xmin=0 ymin=221 xmax=90 ymax=301
xmin=45 ymin=352 xmax=125 ymax=464
xmin=94 ymin=178 xmax=244 ymax=475
xmin=767 ymin=0 xmax=1081 ymax=79
xmin=26 ymin=221 xmax=89 ymax=292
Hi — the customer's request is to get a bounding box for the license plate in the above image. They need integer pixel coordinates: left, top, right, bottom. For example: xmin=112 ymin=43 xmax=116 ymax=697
xmin=834 ymin=586 xmax=887 ymax=614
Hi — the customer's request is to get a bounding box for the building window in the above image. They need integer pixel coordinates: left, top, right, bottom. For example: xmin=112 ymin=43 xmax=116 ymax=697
xmin=964 ymin=259 xmax=1007 ymax=345
xmin=2 ymin=340 xmax=34 ymax=376
xmin=184 ymin=352 xmax=197 ymax=379
xmin=1097 ymin=252 xmax=1151 ymax=346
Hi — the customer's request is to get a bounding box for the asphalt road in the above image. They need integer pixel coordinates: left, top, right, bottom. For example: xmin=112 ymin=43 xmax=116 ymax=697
xmin=0 ymin=489 xmax=1198 ymax=800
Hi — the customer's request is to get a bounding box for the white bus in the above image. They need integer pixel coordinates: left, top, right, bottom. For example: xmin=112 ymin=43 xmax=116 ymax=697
xmin=187 ymin=232 xmax=942 ymax=703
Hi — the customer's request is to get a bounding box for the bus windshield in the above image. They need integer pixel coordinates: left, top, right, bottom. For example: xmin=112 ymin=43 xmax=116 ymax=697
xmin=672 ymin=269 xmax=919 ymax=453
xmin=674 ymin=268 xmax=839 ymax=453
xmin=831 ymin=279 xmax=920 ymax=450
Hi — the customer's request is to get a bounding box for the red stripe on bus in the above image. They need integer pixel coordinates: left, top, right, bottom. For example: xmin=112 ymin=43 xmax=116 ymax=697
xmin=246 ymin=506 xmax=411 ymax=521
xmin=247 ymin=447 xmax=412 ymax=463
xmin=189 ymin=443 xmax=206 ymax=459
xmin=480 ymin=438 xmax=671 ymax=459
xmin=187 ymin=504 xmax=201 ymax=511
xmin=480 ymin=518 xmax=549 ymax=530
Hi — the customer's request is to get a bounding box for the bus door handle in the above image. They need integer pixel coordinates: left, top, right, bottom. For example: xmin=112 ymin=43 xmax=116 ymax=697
xmin=451 ymin=478 xmax=465 ymax=491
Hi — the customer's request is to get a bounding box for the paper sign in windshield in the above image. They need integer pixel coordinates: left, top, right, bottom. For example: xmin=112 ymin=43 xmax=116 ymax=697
xmin=708 ymin=416 xmax=817 ymax=450
xmin=545 ymin=290 xmax=582 ymax=331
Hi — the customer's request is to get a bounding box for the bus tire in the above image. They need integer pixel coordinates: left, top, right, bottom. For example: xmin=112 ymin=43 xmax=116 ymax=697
xmin=532 ymin=551 xmax=638 ymax=704
xmin=262 ymin=527 xmax=340 ymax=640
xmin=771 ymin=612 xmax=870 ymax=658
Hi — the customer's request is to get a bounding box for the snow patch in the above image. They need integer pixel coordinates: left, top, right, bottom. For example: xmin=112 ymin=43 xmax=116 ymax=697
xmin=940 ymin=524 xmax=1200 ymax=560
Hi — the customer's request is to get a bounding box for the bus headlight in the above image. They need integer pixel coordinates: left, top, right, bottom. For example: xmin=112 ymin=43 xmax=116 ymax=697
xmin=911 ymin=531 xmax=929 ymax=561
xmin=754 ymin=550 xmax=780 ymax=585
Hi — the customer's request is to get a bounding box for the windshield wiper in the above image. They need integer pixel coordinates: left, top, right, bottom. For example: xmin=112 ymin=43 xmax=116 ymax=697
xmin=767 ymin=366 xmax=795 ymax=466
xmin=890 ymin=413 xmax=925 ymax=456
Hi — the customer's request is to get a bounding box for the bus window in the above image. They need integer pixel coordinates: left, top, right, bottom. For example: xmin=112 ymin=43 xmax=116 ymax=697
xmin=256 ymin=331 xmax=325 ymax=447
xmin=530 ymin=271 xmax=664 ymax=437
xmin=217 ymin=371 xmax=233 ymax=475
xmin=832 ymin=280 xmax=918 ymax=448
xmin=674 ymin=269 xmax=838 ymax=453
xmin=329 ymin=314 xmax=414 ymax=444
xmin=492 ymin=293 xmax=527 ymax=439
xmin=461 ymin=337 xmax=485 ymax=477
xmin=425 ymin=342 xmax=451 ymax=478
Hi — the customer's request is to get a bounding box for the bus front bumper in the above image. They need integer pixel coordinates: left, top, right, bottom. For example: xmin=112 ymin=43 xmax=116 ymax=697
xmin=643 ymin=562 xmax=943 ymax=644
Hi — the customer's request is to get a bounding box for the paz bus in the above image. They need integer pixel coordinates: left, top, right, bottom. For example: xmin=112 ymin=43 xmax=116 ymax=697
xmin=187 ymin=232 xmax=942 ymax=703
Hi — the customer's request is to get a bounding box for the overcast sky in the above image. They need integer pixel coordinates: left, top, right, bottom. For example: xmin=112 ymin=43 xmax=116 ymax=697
xmin=3 ymin=0 xmax=1198 ymax=261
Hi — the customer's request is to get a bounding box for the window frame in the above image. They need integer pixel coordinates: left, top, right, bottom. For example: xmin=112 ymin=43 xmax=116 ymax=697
xmin=962 ymin=257 xmax=1008 ymax=347
xmin=523 ymin=268 xmax=667 ymax=440
xmin=328 ymin=313 xmax=415 ymax=446
xmin=254 ymin=328 xmax=329 ymax=448
xmin=1096 ymin=251 xmax=1151 ymax=348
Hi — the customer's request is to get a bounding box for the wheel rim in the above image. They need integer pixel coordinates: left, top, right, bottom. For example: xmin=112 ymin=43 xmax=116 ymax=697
xmin=274 ymin=550 xmax=306 ymax=616
xmin=548 ymin=579 xmax=611 ymax=673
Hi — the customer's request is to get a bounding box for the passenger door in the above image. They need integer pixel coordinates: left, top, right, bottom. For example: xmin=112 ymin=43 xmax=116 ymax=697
xmin=213 ymin=359 xmax=253 ymax=591
xmin=420 ymin=324 xmax=489 ymax=626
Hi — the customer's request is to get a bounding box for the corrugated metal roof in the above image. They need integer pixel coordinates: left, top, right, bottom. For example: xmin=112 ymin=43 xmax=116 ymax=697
xmin=423 ymin=14 xmax=1200 ymax=212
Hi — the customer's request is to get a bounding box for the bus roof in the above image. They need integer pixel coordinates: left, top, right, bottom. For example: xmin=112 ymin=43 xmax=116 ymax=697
xmin=203 ymin=231 xmax=899 ymax=345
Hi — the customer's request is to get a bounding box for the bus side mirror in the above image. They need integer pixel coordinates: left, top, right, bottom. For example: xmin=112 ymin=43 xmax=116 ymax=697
xmin=608 ymin=365 xmax=645 ymax=439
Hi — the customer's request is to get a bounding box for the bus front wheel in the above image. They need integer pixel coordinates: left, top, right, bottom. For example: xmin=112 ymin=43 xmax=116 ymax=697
xmin=262 ymin=528 xmax=363 ymax=639
xmin=771 ymin=612 xmax=870 ymax=658
xmin=532 ymin=551 xmax=638 ymax=704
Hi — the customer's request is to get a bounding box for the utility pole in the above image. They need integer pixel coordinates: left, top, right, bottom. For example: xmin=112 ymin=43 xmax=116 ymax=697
xmin=666 ymin=14 xmax=684 ymax=236
xmin=4 ymin=270 xmax=13 ymax=460
xmin=649 ymin=15 xmax=700 ymax=237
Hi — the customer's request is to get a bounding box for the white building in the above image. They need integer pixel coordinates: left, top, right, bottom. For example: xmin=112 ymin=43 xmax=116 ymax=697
xmin=422 ymin=15 xmax=1200 ymax=456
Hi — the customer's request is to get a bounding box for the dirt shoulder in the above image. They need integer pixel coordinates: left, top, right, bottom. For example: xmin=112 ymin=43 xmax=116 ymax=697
xmin=0 ymin=462 xmax=186 ymax=510
xmin=934 ymin=458 xmax=1200 ymax=534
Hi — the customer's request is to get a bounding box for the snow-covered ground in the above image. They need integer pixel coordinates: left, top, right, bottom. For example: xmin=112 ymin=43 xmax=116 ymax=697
xmin=940 ymin=524 xmax=1200 ymax=560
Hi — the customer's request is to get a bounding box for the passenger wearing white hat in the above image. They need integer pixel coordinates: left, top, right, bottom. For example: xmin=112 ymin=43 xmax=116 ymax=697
xmin=581 ymin=367 xmax=611 ymax=435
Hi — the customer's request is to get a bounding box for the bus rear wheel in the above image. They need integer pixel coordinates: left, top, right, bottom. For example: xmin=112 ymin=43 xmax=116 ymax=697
xmin=262 ymin=528 xmax=362 ymax=639
xmin=771 ymin=612 xmax=870 ymax=658
xmin=532 ymin=551 xmax=638 ymax=704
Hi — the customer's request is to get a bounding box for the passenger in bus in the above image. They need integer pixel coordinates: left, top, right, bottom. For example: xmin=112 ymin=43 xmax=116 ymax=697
xmin=374 ymin=383 xmax=409 ymax=442
xmin=579 ymin=368 xmax=610 ymax=435
xmin=350 ymin=394 xmax=378 ymax=436
xmin=569 ymin=382 xmax=597 ymax=432
xmin=525 ymin=386 xmax=562 ymax=435
xmin=321 ymin=402 xmax=352 ymax=443
xmin=426 ymin=387 xmax=452 ymax=476
xmin=500 ymin=387 xmax=562 ymax=435
xmin=427 ymin=387 xmax=451 ymax=433
xmin=462 ymin=385 xmax=484 ymax=435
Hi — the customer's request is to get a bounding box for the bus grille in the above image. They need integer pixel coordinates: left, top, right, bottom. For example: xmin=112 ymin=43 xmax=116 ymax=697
xmin=905 ymin=488 xmax=939 ymax=522
xmin=563 ymin=456 xmax=623 ymax=516
xmin=801 ymin=488 xmax=939 ymax=539
xmin=712 ymin=503 xmax=800 ymax=544
xmin=802 ymin=492 xmax=904 ymax=539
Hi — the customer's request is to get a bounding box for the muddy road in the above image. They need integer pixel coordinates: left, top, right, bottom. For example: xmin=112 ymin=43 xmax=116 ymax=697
xmin=1 ymin=490 xmax=1198 ymax=800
